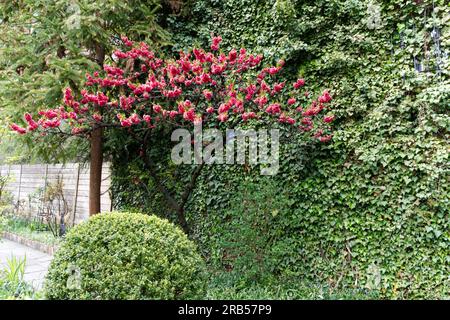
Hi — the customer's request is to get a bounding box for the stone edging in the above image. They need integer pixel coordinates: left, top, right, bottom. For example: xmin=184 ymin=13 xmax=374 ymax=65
xmin=2 ymin=231 xmax=59 ymax=255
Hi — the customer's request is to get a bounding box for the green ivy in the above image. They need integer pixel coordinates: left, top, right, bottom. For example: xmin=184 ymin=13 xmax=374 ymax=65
xmin=112 ymin=0 xmax=449 ymax=298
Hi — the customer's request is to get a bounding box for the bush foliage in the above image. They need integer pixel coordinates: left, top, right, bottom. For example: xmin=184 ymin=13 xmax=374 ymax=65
xmin=44 ymin=212 xmax=206 ymax=300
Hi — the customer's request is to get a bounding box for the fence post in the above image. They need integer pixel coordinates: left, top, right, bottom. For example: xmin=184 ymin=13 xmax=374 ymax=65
xmin=44 ymin=164 xmax=48 ymax=188
xmin=72 ymin=163 xmax=81 ymax=225
xmin=16 ymin=164 xmax=23 ymax=213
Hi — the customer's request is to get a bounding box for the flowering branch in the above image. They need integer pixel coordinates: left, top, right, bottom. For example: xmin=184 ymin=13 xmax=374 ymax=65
xmin=11 ymin=35 xmax=335 ymax=232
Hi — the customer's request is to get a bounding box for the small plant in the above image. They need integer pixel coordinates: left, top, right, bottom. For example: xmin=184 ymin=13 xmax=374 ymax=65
xmin=0 ymin=255 xmax=36 ymax=299
xmin=41 ymin=176 xmax=72 ymax=237
xmin=3 ymin=255 xmax=26 ymax=285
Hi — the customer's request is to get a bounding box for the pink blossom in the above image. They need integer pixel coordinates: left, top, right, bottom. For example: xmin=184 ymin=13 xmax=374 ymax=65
xmin=233 ymin=100 xmax=244 ymax=113
xmin=120 ymin=96 xmax=135 ymax=110
xmin=301 ymin=117 xmax=312 ymax=126
xmin=278 ymin=114 xmax=296 ymax=124
xmin=43 ymin=110 xmax=58 ymax=119
xmin=121 ymin=35 xmax=133 ymax=47
xmin=245 ymin=84 xmax=257 ymax=101
xmin=242 ymin=112 xmax=257 ymax=121
xmin=104 ymin=65 xmax=124 ymax=77
xmin=24 ymin=113 xmax=39 ymax=131
xmin=273 ymin=82 xmax=285 ymax=93
xmin=218 ymin=103 xmax=231 ymax=114
xmin=293 ymin=78 xmax=305 ymax=89
xmin=180 ymin=60 xmax=191 ymax=72
xmin=323 ymin=115 xmax=335 ymax=123
xmin=130 ymin=113 xmax=140 ymax=124
xmin=68 ymin=112 xmax=77 ymax=119
xmin=218 ymin=113 xmax=228 ymax=122
xmin=268 ymin=67 xmax=280 ymax=75
xmin=169 ymin=110 xmax=178 ymax=119
xmin=120 ymin=119 xmax=132 ymax=127
xmin=71 ymin=127 xmax=84 ymax=135
xmin=318 ymin=90 xmax=332 ymax=103
xmin=42 ymin=119 xmax=60 ymax=128
xmin=183 ymin=109 xmax=195 ymax=122
xmin=64 ymin=88 xmax=73 ymax=106
xmin=211 ymin=36 xmax=222 ymax=51
xmin=168 ymin=64 xmax=180 ymax=78
xmin=113 ymin=50 xmax=128 ymax=59
xmin=260 ymin=81 xmax=271 ymax=92
xmin=203 ymin=90 xmax=213 ymax=100
xmin=211 ymin=64 xmax=225 ymax=75
xmin=314 ymin=129 xmax=323 ymax=138
xmin=200 ymin=73 xmax=212 ymax=84
xmin=153 ymin=104 xmax=162 ymax=113
xmin=228 ymin=49 xmax=237 ymax=62
xmin=11 ymin=123 xmax=26 ymax=134
xmin=319 ymin=134 xmax=332 ymax=142
xmin=287 ymin=98 xmax=296 ymax=105
xmin=92 ymin=114 xmax=102 ymax=122
xmin=265 ymin=103 xmax=281 ymax=115
xmin=254 ymin=96 xmax=268 ymax=107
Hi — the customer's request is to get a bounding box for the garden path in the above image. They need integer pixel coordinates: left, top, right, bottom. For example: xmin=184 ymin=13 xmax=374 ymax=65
xmin=0 ymin=238 xmax=52 ymax=290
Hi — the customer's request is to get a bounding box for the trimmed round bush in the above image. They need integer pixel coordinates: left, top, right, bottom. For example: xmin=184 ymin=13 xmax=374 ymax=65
xmin=44 ymin=212 xmax=206 ymax=299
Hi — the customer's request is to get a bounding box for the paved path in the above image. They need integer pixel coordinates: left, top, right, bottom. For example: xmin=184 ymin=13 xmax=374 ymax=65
xmin=0 ymin=238 xmax=53 ymax=290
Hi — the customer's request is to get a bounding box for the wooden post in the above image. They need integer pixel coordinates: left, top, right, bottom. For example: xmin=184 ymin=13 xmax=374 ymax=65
xmin=39 ymin=164 xmax=49 ymax=217
xmin=44 ymin=164 xmax=49 ymax=188
xmin=72 ymin=163 xmax=81 ymax=225
xmin=16 ymin=164 xmax=23 ymax=213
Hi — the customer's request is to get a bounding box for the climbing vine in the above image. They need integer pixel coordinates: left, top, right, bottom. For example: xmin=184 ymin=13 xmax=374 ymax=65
xmin=111 ymin=0 xmax=449 ymax=298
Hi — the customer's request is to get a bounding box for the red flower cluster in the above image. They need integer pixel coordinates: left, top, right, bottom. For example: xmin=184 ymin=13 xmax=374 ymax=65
xmin=12 ymin=36 xmax=335 ymax=143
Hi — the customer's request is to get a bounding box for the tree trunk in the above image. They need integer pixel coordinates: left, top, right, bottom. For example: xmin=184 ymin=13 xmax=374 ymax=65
xmin=89 ymin=126 xmax=103 ymax=215
xmin=89 ymin=43 xmax=105 ymax=216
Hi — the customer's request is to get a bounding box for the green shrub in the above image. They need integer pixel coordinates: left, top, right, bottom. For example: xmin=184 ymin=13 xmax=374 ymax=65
xmin=44 ymin=212 xmax=206 ymax=300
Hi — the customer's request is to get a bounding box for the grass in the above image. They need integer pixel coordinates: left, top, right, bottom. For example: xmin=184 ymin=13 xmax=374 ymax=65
xmin=2 ymin=215 xmax=61 ymax=246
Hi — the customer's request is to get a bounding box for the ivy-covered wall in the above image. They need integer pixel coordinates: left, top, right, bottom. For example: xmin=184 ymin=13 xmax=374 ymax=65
xmin=111 ymin=0 xmax=449 ymax=298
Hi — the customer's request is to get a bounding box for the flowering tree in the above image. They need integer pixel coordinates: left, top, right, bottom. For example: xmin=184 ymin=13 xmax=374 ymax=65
xmin=11 ymin=36 xmax=334 ymax=233
xmin=1 ymin=0 xmax=171 ymax=217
